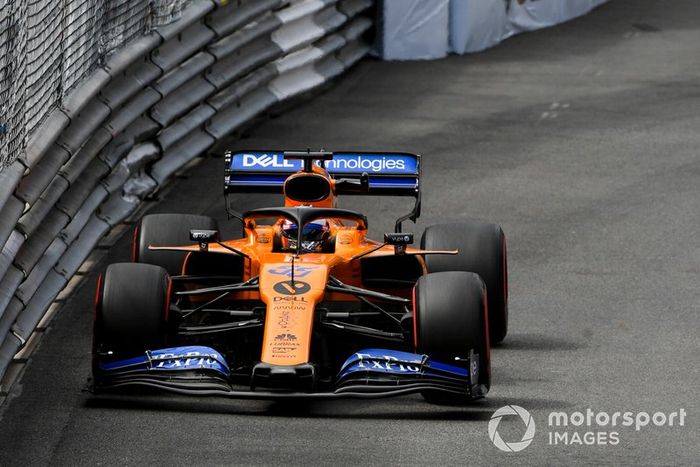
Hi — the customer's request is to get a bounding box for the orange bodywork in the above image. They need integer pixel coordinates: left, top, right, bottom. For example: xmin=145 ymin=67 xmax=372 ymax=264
xmin=150 ymin=160 xmax=455 ymax=367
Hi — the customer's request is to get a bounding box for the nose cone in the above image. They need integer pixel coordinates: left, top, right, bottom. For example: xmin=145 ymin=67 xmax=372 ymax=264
xmin=258 ymin=263 xmax=329 ymax=366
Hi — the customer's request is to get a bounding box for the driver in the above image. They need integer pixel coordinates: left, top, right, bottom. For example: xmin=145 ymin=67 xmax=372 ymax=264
xmin=279 ymin=219 xmax=331 ymax=252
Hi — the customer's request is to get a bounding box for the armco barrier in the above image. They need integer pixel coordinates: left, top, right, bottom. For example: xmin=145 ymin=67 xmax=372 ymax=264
xmin=0 ymin=0 xmax=374 ymax=383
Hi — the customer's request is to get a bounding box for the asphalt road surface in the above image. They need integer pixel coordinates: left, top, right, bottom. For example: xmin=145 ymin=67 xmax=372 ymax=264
xmin=1 ymin=0 xmax=698 ymax=464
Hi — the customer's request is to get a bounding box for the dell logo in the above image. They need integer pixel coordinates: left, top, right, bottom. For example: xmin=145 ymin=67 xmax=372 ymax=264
xmin=242 ymin=153 xmax=295 ymax=168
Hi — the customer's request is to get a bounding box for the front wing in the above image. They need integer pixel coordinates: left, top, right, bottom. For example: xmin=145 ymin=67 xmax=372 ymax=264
xmin=92 ymin=346 xmax=486 ymax=400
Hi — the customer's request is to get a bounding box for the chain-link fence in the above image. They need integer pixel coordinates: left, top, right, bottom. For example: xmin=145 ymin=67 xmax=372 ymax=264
xmin=0 ymin=0 xmax=190 ymax=170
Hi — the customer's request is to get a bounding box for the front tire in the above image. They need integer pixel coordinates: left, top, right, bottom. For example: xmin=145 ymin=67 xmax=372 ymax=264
xmin=421 ymin=221 xmax=508 ymax=344
xmin=414 ymin=271 xmax=490 ymax=404
xmin=93 ymin=263 xmax=171 ymax=364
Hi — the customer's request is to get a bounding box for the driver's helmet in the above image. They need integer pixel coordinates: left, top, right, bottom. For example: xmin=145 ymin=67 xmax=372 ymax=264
xmin=280 ymin=219 xmax=330 ymax=252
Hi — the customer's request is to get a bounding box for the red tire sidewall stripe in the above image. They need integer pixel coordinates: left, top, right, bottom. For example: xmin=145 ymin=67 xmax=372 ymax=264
xmin=132 ymin=225 xmax=139 ymax=262
xmin=93 ymin=273 xmax=103 ymax=322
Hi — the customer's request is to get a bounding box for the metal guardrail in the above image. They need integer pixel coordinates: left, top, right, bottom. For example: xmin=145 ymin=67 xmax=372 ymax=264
xmin=0 ymin=0 xmax=374 ymax=383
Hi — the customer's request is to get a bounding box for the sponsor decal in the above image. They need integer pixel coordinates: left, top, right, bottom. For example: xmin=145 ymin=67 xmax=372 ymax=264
xmin=273 ymin=280 xmax=311 ymax=295
xmin=273 ymin=296 xmax=307 ymax=302
xmin=354 ymin=352 xmax=422 ymax=372
xmin=268 ymin=265 xmax=318 ymax=278
xmin=324 ymin=155 xmax=407 ymax=173
xmin=275 ymin=333 xmax=297 ymax=341
xmin=270 ymin=333 xmax=300 ymax=357
xmin=241 ymin=153 xmax=295 ymax=169
xmin=337 ymin=349 xmax=471 ymax=384
xmin=338 ymin=234 xmax=353 ymax=245
xmin=385 ymin=233 xmax=412 ymax=244
xmin=190 ymin=230 xmax=216 ymax=241
xmin=257 ymin=233 xmax=271 ymax=244
xmin=153 ymin=354 xmax=220 ymax=370
xmin=230 ymin=152 xmax=417 ymax=174
xmin=277 ymin=308 xmax=292 ymax=329
xmin=471 ymin=355 xmax=479 ymax=385
xmin=273 ymin=301 xmax=305 ymax=328
xmin=98 ymin=347 xmax=230 ymax=375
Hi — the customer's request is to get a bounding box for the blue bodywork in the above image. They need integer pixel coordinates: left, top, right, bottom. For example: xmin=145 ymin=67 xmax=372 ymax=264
xmin=225 ymin=152 xmax=420 ymax=193
xmin=98 ymin=346 xmax=229 ymax=376
xmin=94 ymin=346 xmax=481 ymax=400
xmin=228 ymin=152 xmax=419 ymax=175
xmin=338 ymin=348 xmax=469 ymax=379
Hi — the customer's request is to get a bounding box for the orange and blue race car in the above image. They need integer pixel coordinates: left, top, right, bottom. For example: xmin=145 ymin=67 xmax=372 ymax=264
xmin=91 ymin=150 xmax=508 ymax=403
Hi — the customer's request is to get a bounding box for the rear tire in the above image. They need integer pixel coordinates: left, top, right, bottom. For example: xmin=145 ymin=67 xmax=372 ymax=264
xmin=414 ymin=271 xmax=490 ymax=404
xmin=134 ymin=213 xmax=219 ymax=276
xmin=421 ymin=221 xmax=508 ymax=344
xmin=93 ymin=263 xmax=170 ymax=363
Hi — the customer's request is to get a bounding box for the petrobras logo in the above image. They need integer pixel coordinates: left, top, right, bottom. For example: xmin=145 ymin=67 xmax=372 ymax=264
xmin=230 ymin=152 xmax=417 ymax=174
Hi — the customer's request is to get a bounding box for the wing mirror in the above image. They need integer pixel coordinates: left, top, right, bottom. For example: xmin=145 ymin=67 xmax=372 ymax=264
xmin=190 ymin=229 xmax=220 ymax=251
xmin=384 ymin=232 xmax=413 ymax=255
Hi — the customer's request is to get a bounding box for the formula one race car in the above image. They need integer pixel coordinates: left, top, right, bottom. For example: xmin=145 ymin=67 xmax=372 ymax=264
xmin=91 ymin=150 xmax=508 ymax=403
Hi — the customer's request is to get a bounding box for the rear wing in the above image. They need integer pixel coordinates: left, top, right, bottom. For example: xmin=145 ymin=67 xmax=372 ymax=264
xmin=224 ymin=150 xmax=421 ymax=231
xmin=224 ymin=151 xmax=420 ymax=196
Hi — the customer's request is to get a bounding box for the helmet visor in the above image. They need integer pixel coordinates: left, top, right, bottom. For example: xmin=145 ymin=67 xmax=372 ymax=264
xmin=281 ymin=221 xmax=328 ymax=242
